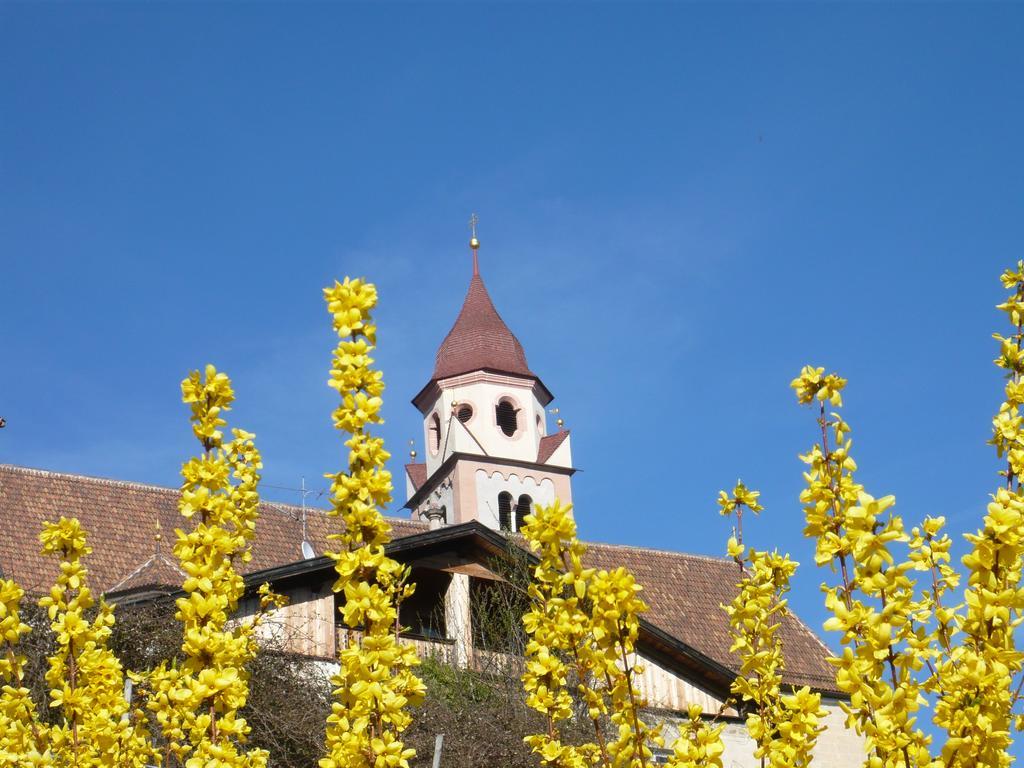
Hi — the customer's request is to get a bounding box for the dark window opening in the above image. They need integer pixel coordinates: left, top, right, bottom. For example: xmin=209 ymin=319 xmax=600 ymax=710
xmin=515 ymin=494 xmax=532 ymax=531
xmin=496 ymin=400 xmax=518 ymax=437
xmin=457 ymin=404 xmax=473 ymax=423
xmin=498 ymin=492 xmax=513 ymax=532
xmin=399 ymin=568 xmax=451 ymax=641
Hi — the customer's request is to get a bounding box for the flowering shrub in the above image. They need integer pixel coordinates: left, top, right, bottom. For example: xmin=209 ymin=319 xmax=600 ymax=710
xmin=719 ymin=483 xmax=824 ymax=767
xmin=788 ymin=263 xmax=1024 ymax=766
xmin=519 ymin=499 xmax=724 ymax=768
xmin=3 ymin=264 xmax=1024 ymax=768
xmin=319 ymin=278 xmax=424 ymax=768
xmin=0 ymin=517 xmax=155 ymax=767
xmin=145 ymin=365 xmax=284 ymax=768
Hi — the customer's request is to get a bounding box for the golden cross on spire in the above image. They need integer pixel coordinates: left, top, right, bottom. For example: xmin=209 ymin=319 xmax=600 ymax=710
xmin=468 ymin=212 xmax=480 ymax=275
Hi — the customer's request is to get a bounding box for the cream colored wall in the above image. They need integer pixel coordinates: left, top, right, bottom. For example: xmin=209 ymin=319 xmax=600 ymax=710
xmin=633 ymin=651 xmax=730 ymax=715
xmin=656 ymin=699 xmax=863 ymax=768
xmin=236 ymin=584 xmax=336 ymax=659
xmin=545 ymin=434 xmax=573 ymax=468
xmin=474 ymin=468 xmax=556 ymax=530
xmin=253 ymin=579 xmax=863 ymax=766
xmin=447 ymin=458 xmax=572 ymax=530
xmin=422 ymin=372 xmax=547 ymax=475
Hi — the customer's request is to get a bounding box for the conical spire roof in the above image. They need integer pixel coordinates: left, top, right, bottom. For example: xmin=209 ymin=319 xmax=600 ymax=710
xmin=432 ymin=272 xmax=534 ymax=380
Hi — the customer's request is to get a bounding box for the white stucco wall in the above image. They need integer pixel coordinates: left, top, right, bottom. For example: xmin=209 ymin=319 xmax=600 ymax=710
xmin=422 ymin=373 xmax=548 ymax=475
xmin=656 ymin=698 xmax=863 ymax=768
xmin=474 ymin=469 xmax=556 ymax=530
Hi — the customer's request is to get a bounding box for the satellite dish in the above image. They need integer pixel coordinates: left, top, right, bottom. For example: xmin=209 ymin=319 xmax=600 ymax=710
xmin=301 ymin=541 xmax=316 ymax=560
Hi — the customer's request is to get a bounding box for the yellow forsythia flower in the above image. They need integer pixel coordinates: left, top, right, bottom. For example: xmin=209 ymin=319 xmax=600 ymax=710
xmin=719 ymin=485 xmax=824 ymax=767
xmin=146 ymin=365 xmax=277 ymax=768
xmin=319 ymin=278 xmax=424 ymax=768
xmin=520 ymin=500 xmax=724 ymax=768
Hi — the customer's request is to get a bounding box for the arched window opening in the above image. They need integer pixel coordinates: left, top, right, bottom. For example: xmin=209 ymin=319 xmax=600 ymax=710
xmin=515 ymin=494 xmax=532 ymax=532
xmin=498 ymin=492 xmax=513 ymax=532
xmin=429 ymin=413 xmax=441 ymax=453
xmin=457 ymin=404 xmax=473 ymax=424
xmin=496 ymin=399 xmax=518 ymax=437
xmin=536 ymin=413 xmax=543 ymax=435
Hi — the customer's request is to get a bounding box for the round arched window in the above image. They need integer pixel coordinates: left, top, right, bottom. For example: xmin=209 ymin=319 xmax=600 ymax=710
xmin=457 ymin=403 xmax=473 ymax=424
xmin=495 ymin=399 xmax=518 ymax=437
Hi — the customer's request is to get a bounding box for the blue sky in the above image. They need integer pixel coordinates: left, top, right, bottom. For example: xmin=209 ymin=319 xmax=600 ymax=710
xmin=3 ymin=2 xmax=1023 ymax=753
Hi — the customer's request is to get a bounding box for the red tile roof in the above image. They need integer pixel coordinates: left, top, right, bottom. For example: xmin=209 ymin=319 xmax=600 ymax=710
xmin=0 ymin=464 xmax=835 ymax=692
xmin=405 ymin=462 xmax=427 ymax=491
xmin=433 ymin=273 xmax=534 ymax=381
xmin=537 ymin=430 xmax=570 ymax=464
xmin=583 ymin=541 xmax=836 ymax=692
xmin=0 ymin=464 xmax=426 ymax=595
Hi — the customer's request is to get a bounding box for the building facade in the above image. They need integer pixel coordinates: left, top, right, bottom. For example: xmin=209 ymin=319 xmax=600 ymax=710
xmin=0 ymin=236 xmax=864 ymax=766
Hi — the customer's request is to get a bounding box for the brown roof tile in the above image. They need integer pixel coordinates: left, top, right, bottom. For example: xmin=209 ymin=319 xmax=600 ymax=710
xmin=582 ymin=541 xmax=836 ymax=691
xmin=537 ymin=430 xmax=570 ymax=464
xmin=405 ymin=462 xmax=427 ymax=491
xmin=0 ymin=464 xmax=426 ymax=595
xmin=433 ymin=273 xmax=534 ymax=381
xmin=0 ymin=464 xmax=833 ymax=691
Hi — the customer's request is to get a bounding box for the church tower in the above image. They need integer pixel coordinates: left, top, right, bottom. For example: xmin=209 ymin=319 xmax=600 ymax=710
xmin=404 ymin=221 xmax=575 ymax=531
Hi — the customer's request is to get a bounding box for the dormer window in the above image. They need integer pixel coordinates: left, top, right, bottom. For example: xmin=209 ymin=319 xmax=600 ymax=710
xmin=429 ymin=413 xmax=441 ymax=454
xmin=496 ymin=399 xmax=518 ymax=437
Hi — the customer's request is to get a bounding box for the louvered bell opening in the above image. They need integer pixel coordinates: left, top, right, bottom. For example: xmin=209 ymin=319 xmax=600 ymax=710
xmin=496 ymin=400 xmax=518 ymax=437
xmin=498 ymin=492 xmax=513 ymax=532
xmin=515 ymin=494 xmax=532 ymax=531
xmin=457 ymin=404 xmax=473 ymax=423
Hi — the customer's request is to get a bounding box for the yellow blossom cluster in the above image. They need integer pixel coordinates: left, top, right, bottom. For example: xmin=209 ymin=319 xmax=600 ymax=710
xmin=147 ymin=364 xmax=278 ymax=768
xmin=0 ymin=578 xmax=42 ymax=764
xmin=0 ymin=519 xmax=155 ymax=767
xmin=792 ymin=366 xmax=938 ymax=766
xmin=718 ymin=483 xmax=824 ymax=768
xmin=319 ymin=278 xmax=424 ymax=768
xmin=520 ymin=499 xmax=724 ymax=768
xmin=928 ymin=262 xmax=1024 ymax=765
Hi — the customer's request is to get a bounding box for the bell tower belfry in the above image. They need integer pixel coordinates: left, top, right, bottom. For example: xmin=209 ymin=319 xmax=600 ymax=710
xmin=404 ymin=218 xmax=575 ymax=531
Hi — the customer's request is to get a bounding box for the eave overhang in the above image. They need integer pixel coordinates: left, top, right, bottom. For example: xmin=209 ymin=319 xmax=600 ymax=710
xmin=237 ymin=521 xmax=847 ymax=701
xmin=412 ymin=369 xmax=554 ymax=414
xmin=403 ymin=451 xmax=578 ymax=511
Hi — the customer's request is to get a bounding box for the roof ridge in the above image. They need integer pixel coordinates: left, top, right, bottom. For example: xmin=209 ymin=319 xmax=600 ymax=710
xmin=0 ymin=464 xmax=181 ymax=495
xmin=0 ymin=464 xmax=420 ymax=525
xmin=583 ymin=538 xmax=734 ymax=565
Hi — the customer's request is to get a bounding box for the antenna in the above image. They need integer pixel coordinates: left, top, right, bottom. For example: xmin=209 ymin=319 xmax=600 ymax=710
xmin=299 ymin=476 xmax=316 ymax=559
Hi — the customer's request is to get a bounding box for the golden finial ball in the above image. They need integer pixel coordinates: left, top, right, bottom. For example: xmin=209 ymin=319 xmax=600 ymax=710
xmin=410 ymin=449 xmax=417 ymax=460
xmin=470 ymin=236 xmax=480 ymax=250
xmin=556 ymin=418 xmax=564 ymax=428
